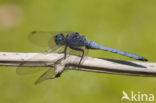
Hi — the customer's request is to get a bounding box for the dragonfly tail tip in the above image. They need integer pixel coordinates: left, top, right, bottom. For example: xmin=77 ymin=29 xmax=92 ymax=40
xmin=138 ymin=58 xmax=148 ymax=61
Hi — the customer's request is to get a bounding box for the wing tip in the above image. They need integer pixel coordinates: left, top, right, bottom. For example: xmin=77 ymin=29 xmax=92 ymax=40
xmin=34 ymin=81 xmax=39 ymax=85
xmin=31 ymin=31 xmax=37 ymax=34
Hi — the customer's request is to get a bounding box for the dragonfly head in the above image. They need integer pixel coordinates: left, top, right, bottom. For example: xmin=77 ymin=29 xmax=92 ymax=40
xmin=55 ymin=33 xmax=65 ymax=45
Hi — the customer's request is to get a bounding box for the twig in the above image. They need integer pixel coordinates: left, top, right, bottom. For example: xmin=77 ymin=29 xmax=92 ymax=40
xmin=0 ymin=52 xmax=155 ymax=77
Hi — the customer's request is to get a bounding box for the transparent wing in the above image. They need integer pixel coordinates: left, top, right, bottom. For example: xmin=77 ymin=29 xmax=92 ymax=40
xmin=16 ymin=66 xmax=48 ymax=75
xmin=29 ymin=31 xmax=73 ymax=48
xmin=16 ymin=53 xmax=49 ymax=75
xmin=35 ymin=68 xmax=55 ymax=84
xmin=45 ymin=45 xmax=64 ymax=53
xmin=16 ymin=46 xmax=64 ymax=75
xmin=16 ymin=31 xmax=70 ymax=75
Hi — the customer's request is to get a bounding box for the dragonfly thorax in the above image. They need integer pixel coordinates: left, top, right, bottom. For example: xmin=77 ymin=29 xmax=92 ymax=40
xmin=54 ymin=33 xmax=66 ymax=45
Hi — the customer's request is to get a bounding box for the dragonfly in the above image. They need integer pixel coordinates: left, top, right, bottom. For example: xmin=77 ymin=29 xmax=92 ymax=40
xmin=17 ymin=31 xmax=148 ymax=84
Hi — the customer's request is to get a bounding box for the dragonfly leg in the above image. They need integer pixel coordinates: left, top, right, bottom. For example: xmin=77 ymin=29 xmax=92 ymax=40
xmin=64 ymin=45 xmax=68 ymax=59
xmin=69 ymin=46 xmax=84 ymax=65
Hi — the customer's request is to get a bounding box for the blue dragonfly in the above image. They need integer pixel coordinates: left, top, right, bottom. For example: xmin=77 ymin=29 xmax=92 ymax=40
xmin=17 ymin=31 xmax=147 ymax=84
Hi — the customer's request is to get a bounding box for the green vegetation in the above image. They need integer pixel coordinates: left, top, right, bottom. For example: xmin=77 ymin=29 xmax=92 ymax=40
xmin=0 ymin=0 xmax=155 ymax=103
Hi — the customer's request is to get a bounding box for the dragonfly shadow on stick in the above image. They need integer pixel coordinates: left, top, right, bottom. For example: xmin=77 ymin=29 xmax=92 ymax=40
xmin=100 ymin=58 xmax=147 ymax=68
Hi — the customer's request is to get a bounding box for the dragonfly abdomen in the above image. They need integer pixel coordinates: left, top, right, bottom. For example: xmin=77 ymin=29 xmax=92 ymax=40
xmin=86 ymin=41 xmax=148 ymax=61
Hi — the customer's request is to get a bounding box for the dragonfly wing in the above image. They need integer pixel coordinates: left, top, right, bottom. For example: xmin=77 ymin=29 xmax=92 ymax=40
xmin=16 ymin=46 xmax=64 ymax=76
xmin=16 ymin=66 xmax=48 ymax=75
xmin=44 ymin=46 xmax=64 ymax=53
xmin=17 ymin=31 xmax=73 ymax=77
xmin=29 ymin=31 xmax=73 ymax=48
xmin=29 ymin=31 xmax=53 ymax=48
xmin=16 ymin=53 xmax=51 ymax=75
xmin=35 ymin=68 xmax=55 ymax=84
xmin=17 ymin=30 xmax=67 ymax=76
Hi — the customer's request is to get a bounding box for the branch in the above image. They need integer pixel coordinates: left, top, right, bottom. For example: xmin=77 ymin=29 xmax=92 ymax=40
xmin=0 ymin=52 xmax=155 ymax=77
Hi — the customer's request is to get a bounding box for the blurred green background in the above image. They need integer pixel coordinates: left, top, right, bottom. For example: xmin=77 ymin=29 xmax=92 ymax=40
xmin=0 ymin=0 xmax=156 ymax=103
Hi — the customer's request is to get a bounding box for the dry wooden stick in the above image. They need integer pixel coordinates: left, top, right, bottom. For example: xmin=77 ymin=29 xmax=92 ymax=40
xmin=0 ymin=52 xmax=155 ymax=77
